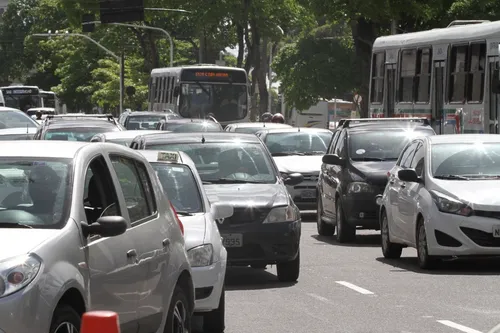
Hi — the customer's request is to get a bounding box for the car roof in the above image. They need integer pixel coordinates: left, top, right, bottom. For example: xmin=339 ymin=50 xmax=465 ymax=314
xmin=428 ymin=134 xmax=500 ymax=144
xmin=228 ymin=122 xmax=292 ymax=128
xmin=98 ymin=130 xmax=165 ymax=139
xmin=127 ymin=111 xmax=170 ymax=116
xmin=0 ymin=107 xmax=23 ymax=112
xmin=135 ymin=131 xmax=262 ymax=144
xmin=137 ymin=150 xmax=196 ymax=170
xmin=257 ymin=127 xmax=332 ymax=134
xmin=165 ymin=118 xmax=218 ymax=124
xmin=0 ymin=127 xmax=38 ymax=135
xmin=345 ymin=123 xmax=434 ymax=133
xmin=44 ymin=119 xmax=121 ymax=129
xmin=0 ymin=141 xmax=88 ymax=158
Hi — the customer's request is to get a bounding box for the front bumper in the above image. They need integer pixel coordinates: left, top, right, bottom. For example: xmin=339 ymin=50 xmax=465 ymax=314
xmin=286 ymin=181 xmax=318 ymax=210
xmin=342 ymin=191 xmax=382 ymax=229
xmin=426 ymin=205 xmax=500 ymax=256
xmin=220 ymin=221 xmax=301 ymax=266
xmin=192 ymin=259 xmax=226 ymax=312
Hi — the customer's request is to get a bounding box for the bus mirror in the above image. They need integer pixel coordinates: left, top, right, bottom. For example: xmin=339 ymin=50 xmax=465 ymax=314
xmin=492 ymin=71 xmax=500 ymax=94
xmin=173 ymin=86 xmax=180 ymax=97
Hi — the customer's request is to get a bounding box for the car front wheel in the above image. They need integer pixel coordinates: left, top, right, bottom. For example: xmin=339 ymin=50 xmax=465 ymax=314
xmin=277 ymin=251 xmax=300 ymax=282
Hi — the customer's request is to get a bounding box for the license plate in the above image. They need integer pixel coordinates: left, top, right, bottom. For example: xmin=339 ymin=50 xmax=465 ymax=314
xmin=222 ymin=234 xmax=243 ymax=247
xmin=301 ymin=190 xmax=316 ymax=199
xmin=493 ymin=226 xmax=500 ymax=238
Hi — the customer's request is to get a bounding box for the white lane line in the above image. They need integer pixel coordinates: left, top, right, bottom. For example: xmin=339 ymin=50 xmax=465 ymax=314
xmin=437 ymin=320 xmax=483 ymax=333
xmin=335 ymin=281 xmax=375 ymax=295
xmin=306 ymin=293 xmax=335 ymax=305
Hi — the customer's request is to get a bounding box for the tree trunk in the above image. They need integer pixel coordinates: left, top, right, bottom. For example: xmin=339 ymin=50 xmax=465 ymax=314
xmin=236 ymin=23 xmax=245 ymax=67
xmin=146 ymin=30 xmax=160 ymax=68
xmin=257 ymin=37 xmax=269 ymax=116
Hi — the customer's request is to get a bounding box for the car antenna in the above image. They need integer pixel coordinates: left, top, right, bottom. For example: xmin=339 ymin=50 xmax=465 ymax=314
xmin=26 ymin=124 xmax=28 ymax=134
xmin=298 ymin=127 xmax=300 ymax=132
xmin=201 ymin=134 xmax=206 ymax=143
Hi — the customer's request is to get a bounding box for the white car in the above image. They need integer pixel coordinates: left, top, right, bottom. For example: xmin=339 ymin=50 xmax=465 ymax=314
xmin=138 ymin=149 xmax=233 ymax=332
xmin=379 ymin=134 xmax=500 ymax=269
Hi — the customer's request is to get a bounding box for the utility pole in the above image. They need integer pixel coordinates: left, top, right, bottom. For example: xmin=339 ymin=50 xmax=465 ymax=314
xmin=120 ymin=52 xmax=125 ymax=113
xmin=391 ymin=20 xmax=397 ymax=35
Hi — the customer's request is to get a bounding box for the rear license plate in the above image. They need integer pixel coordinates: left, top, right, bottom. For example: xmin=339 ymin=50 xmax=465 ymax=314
xmin=301 ymin=189 xmax=316 ymax=199
xmin=222 ymin=234 xmax=243 ymax=247
xmin=493 ymin=226 xmax=500 ymax=238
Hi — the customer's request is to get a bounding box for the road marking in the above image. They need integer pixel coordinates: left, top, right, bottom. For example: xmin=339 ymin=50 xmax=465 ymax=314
xmin=437 ymin=320 xmax=482 ymax=333
xmin=335 ymin=281 xmax=375 ymax=295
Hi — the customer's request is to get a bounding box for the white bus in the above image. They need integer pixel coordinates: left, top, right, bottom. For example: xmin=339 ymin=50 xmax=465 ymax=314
xmin=148 ymin=65 xmax=250 ymax=126
xmin=368 ymin=20 xmax=500 ymax=134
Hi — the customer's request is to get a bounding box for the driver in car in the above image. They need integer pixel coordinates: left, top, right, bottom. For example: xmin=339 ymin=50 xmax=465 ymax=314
xmin=216 ymin=149 xmax=248 ymax=178
xmin=27 ymin=164 xmax=61 ymax=216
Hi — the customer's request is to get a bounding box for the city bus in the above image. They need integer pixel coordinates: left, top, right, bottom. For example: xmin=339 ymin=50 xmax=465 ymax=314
xmin=148 ymin=65 xmax=250 ymax=126
xmin=368 ymin=20 xmax=500 ymax=134
xmin=40 ymin=90 xmax=63 ymax=113
xmin=0 ymin=86 xmax=41 ymax=112
xmin=0 ymin=90 xmax=4 ymax=107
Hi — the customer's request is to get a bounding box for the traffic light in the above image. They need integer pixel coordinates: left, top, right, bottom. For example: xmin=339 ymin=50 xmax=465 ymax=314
xmin=99 ymin=0 xmax=145 ymax=24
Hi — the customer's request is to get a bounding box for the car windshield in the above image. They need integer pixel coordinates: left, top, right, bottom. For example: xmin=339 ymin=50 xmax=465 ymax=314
xmin=146 ymin=142 xmax=277 ymax=184
xmin=265 ymin=131 xmax=333 ymax=156
xmin=127 ymin=115 xmax=165 ymax=130
xmin=432 ymin=142 xmax=500 ymax=179
xmin=234 ymin=127 xmax=264 ymax=134
xmin=150 ymin=163 xmax=203 ymax=213
xmin=45 ymin=127 xmax=117 ymax=141
xmin=165 ymin=122 xmax=222 ymax=132
xmin=0 ymin=158 xmax=71 ymax=229
xmin=0 ymin=111 xmax=38 ymax=129
xmin=349 ymin=128 xmax=435 ymax=161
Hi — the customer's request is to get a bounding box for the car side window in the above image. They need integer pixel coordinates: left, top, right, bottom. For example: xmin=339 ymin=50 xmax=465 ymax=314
xmin=334 ymin=130 xmax=346 ymax=157
xmin=328 ymin=131 xmax=340 ymax=154
xmin=83 ymin=155 xmax=121 ymax=225
xmin=400 ymin=142 xmax=419 ymax=168
xmin=410 ymin=142 xmax=425 ymax=177
xmin=135 ymin=161 xmax=157 ymax=214
xmin=110 ymin=155 xmax=153 ymax=223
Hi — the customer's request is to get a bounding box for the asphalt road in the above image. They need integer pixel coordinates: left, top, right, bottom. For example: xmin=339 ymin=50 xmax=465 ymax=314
xmin=194 ymin=214 xmax=500 ymax=333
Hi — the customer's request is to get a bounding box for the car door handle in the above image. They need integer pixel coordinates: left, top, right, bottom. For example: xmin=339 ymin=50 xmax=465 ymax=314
xmin=126 ymin=249 xmax=137 ymax=258
xmin=162 ymin=238 xmax=170 ymax=247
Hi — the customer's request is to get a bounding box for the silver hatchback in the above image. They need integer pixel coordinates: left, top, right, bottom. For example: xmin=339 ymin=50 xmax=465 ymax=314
xmin=0 ymin=141 xmax=194 ymax=333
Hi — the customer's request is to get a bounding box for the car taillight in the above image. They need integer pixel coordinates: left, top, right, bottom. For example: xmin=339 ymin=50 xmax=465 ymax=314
xmin=169 ymin=201 xmax=184 ymax=235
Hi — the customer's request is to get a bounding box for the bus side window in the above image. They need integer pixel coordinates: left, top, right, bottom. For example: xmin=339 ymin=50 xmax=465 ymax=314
xmin=399 ymin=49 xmax=417 ymax=103
xmin=370 ymin=52 xmax=384 ymax=104
xmin=448 ymin=44 xmax=468 ymax=103
xmin=155 ymin=77 xmax=161 ymax=103
xmin=467 ymin=42 xmax=486 ymax=103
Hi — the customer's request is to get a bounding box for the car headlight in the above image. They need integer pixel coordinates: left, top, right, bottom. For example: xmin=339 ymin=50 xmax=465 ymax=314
xmin=187 ymin=244 xmax=213 ymax=267
xmin=0 ymin=255 xmax=41 ymax=298
xmin=430 ymin=190 xmax=472 ymax=216
xmin=347 ymin=182 xmax=373 ymax=194
xmin=263 ymin=205 xmax=300 ymax=223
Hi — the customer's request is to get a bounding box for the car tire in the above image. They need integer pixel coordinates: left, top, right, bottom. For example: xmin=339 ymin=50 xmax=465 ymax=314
xmin=166 ymin=286 xmax=192 ymax=333
xmin=416 ymin=219 xmax=438 ymax=270
xmin=277 ymin=250 xmax=300 ymax=282
xmin=49 ymin=305 xmax=81 ymax=333
xmin=336 ymin=200 xmax=356 ymax=243
xmin=317 ymin=195 xmax=335 ymax=236
xmin=380 ymin=210 xmax=403 ymax=259
xmin=203 ymin=287 xmax=225 ymax=333
xmin=250 ymin=264 xmax=267 ymax=269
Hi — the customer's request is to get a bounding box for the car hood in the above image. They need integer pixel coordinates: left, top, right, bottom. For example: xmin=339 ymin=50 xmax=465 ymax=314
xmin=204 ymin=183 xmax=289 ymax=207
xmin=350 ymin=161 xmax=397 ymax=186
xmin=273 ymin=155 xmax=323 ymax=174
xmin=0 ymin=228 xmax=60 ymax=261
xmin=434 ymin=180 xmax=500 ymax=210
xmin=179 ymin=214 xmax=207 ymax=251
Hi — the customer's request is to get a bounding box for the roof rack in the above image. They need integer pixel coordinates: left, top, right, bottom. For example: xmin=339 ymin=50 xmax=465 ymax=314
xmin=341 ymin=117 xmax=430 ymax=128
xmin=447 ymin=20 xmax=490 ymax=28
xmin=45 ymin=113 xmax=117 ymax=125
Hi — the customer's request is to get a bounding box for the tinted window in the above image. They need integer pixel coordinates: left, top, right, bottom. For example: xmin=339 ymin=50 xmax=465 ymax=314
xmin=349 ymin=128 xmax=434 ymax=161
xmin=334 ymin=130 xmax=346 ymax=157
xmin=398 ymin=142 xmax=418 ymax=168
xmin=127 ymin=115 xmax=165 ymax=130
xmin=234 ymin=127 xmax=264 ymax=134
xmin=0 ymin=158 xmax=71 ymax=228
xmin=410 ymin=143 xmax=425 ymax=176
xmin=165 ymin=121 xmax=222 ymax=132
xmin=45 ymin=127 xmax=117 ymax=141
xmin=0 ymin=111 xmax=38 ymax=128
xmin=264 ymin=132 xmax=333 ymax=155
xmin=146 ymin=142 xmax=277 ymax=184
xmin=151 ymin=163 xmax=203 ymax=213
xmin=431 ymin=142 xmax=500 ymax=178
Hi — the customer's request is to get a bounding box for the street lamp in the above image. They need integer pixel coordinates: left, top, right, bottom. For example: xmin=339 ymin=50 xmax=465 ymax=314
xmin=31 ymin=31 xmax=124 ymax=114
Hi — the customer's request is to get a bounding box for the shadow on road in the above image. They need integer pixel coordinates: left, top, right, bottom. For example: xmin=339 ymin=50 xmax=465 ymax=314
xmin=376 ymin=256 xmax=500 ymax=275
xmin=224 ymin=266 xmax=297 ymax=291
xmin=311 ymin=234 xmax=381 ymax=247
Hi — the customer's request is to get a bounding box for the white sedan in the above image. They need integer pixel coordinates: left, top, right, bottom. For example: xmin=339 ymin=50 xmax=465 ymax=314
xmin=138 ymin=150 xmax=233 ymax=332
xmin=380 ymin=134 xmax=500 ymax=269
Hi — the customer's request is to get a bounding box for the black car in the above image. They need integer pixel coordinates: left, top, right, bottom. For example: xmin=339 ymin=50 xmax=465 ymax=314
xmin=130 ymin=132 xmax=304 ymax=282
xmin=120 ymin=111 xmax=180 ymax=130
xmin=317 ymin=119 xmax=436 ymax=243
xmin=155 ymin=118 xmax=223 ymax=132
xmin=33 ymin=114 xmax=125 ymax=141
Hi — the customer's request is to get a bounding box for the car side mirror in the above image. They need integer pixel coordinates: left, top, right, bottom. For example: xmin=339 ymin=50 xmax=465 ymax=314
xmin=81 ymin=216 xmax=127 ymax=238
xmin=283 ymin=172 xmax=304 ymax=186
xmin=322 ymin=154 xmax=344 ymax=166
xmin=398 ymin=169 xmax=421 ymax=183
xmin=211 ymin=202 xmax=234 ymax=220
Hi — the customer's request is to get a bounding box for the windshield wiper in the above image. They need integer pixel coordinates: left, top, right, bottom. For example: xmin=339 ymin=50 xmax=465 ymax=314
xmin=202 ymin=181 xmax=213 ymax=184
xmin=302 ymin=151 xmax=325 ymax=155
xmin=351 ymin=157 xmax=386 ymax=161
xmin=434 ymin=174 xmax=469 ymax=180
xmin=210 ymin=178 xmax=265 ymax=184
xmin=0 ymin=222 xmax=33 ymax=228
xmin=271 ymin=152 xmax=305 ymax=156
xmin=175 ymin=211 xmax=194 ymax=216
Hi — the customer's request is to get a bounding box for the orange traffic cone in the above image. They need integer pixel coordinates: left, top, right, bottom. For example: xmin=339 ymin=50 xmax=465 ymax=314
xmin=80 ymin=311 xmax=120 ymax=333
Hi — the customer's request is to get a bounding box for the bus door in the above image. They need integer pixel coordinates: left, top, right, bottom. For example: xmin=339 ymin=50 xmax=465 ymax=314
xmin=384 ymin=64 xmax=396 ymax=116
xmin=432 ymin=61 xmax=445 ymax=134
xmin=488 ymin=57 xmax=500 ymax=133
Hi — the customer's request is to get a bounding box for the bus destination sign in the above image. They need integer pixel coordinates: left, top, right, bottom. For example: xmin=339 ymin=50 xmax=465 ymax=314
xmin=3 ymin=88 xmax=38 ymax=95
xmin=195 ymin=71 xmax=230 ymax=78
xmin=181 ymin=69 xmax=247 ymax=83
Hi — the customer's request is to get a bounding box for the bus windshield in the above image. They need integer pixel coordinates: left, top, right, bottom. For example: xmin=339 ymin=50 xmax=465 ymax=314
xmin=4 ymin=94 xmax=41 ymax=112
xmin=41 ymin=94 xmax=56 ymax=108
xmin=178 ymin=83 xmax=247 ymax=122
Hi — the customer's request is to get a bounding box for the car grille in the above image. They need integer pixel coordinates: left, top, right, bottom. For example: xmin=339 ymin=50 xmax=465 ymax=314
xmin=301 ymin=173 xmax=319 ymax=182
xmin=223 ymin=207 xmax=271 ymax=225
xmin=460 ymin=227 xmax=500 ymax=247
xmin=474 ymin=210 xmax=500 ymax=219
xmin=293 ymin=173 xmax=318 ymax=190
